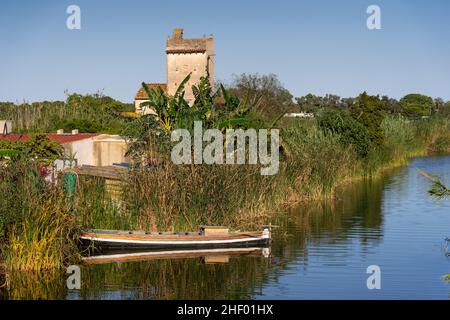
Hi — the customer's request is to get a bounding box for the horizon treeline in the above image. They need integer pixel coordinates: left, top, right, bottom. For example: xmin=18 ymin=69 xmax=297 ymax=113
xmin=1 ymin=73 xmax=450 ymax=135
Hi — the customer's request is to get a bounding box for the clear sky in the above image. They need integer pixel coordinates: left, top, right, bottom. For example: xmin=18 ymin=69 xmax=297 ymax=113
xmin=1 ymin=0 xmax=449 ymax=103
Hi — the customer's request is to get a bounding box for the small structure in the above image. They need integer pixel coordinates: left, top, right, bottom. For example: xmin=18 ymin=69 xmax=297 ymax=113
xmin=135 ymin=28 xmax=215 ymax=114
xmin=65 ymin=164 xmax=129 ymax=181
xmin=134 ymin=84 xmax=167 ymax=115
xmin=284 ymin=112 xmax=314 ymax=118
xmin=63 ymin=164 xmax=128 ymax=199
xmin=0 ymin=120 xmax=12 ymax=135
xmin=0 ymin=130 xmax=130 ymax=169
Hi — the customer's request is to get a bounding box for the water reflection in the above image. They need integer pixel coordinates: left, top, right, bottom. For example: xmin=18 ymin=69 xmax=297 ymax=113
xmin=2 ymin=156 xmax=450 ymax=299
xmin=0 ymin=175 xmax=392 ymax=300
xmin=0 ymin=270 xmax=66 ymax=300
xmin=270 ymin=175 xmax=388 ymax=265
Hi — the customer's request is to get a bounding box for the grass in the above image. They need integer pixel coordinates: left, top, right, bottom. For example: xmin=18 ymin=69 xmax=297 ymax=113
xmin=4 ymin=199 xmax=77 ymax=271
xmin=0 ymin=159 xmax=80 ymax=272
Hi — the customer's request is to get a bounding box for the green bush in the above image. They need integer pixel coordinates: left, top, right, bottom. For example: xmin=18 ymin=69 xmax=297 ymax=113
xmin=351 ymin=92 xmax=386 ymax=147
xmin=0 ymin=134 xmax=62 ymax=164
xmin=316 ymin=109 xmax=372 ymax=158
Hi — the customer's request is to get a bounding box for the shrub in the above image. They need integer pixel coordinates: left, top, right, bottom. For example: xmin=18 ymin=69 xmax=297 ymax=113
xmin=316 ymin=109 xmax=372 ymax=158
xmin=351 ymin=92 xmax=386 ymax=147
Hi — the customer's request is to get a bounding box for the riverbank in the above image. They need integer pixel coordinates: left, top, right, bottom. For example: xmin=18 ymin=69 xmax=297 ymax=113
xmin=113 ymin=116 xmax=450 ymax=231
xmin=0 ymin=115 xmax=449 ymax=274
xmin=3 ymin=155 xmax=450 ymax=299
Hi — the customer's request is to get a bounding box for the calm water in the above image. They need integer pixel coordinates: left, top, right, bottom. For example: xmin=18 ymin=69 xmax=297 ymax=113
xmin=2 ymin=156 xmax=450 ymax=299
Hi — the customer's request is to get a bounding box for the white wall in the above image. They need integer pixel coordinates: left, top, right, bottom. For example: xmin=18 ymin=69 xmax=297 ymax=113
xmin=56 ymin=135 xmax=129 ymax=169
xmin=0 ymin=120 xmax=13 ymax=134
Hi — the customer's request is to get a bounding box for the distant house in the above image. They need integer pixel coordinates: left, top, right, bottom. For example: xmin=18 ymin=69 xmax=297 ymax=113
xmin=134 ymin=83 xmax=167 ymax=115
xmin=134 ymin=28 xmax=215 ymax=114
xmin=0 ymin=130 xmax=129 ymax=169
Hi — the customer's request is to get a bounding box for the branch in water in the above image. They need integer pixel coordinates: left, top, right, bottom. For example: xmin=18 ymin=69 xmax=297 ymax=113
xmin=416 ymin=168 xmax=450 ymax=199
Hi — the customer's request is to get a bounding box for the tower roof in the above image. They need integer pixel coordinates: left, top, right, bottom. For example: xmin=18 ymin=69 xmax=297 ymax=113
xmin=166 ymin=28 xmax=213 ymax=54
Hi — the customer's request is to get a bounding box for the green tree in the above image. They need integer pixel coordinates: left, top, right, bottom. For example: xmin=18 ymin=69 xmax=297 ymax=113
xmin=351 ymin=92 xmax=386 ymax=147
xmin=24 ymin=134 xmax=63 ymax=163
xmin=229 ymin=73 xmax=295 ymax=119
xmin=400 ymin=94 xmax=433 ymax=118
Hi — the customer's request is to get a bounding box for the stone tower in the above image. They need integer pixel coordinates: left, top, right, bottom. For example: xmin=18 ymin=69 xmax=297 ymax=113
xmin=135 ymin=28 xmax=214 ymax=113
xmin=166 ymin=28 xmax=214 ymax=104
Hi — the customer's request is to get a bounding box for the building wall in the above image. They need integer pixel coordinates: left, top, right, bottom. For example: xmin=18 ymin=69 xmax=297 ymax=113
xmin=56 ymin=135 xmax=129 ymax=169
xmin=62 ymin=137 xmax=96 ymax=167
xmin=92 ymin=135 xmax=129 ymax=166
xmin=167 ymin=52 xmax=208 ymax=104
xmin=135 ymin=100 xmax=156 ymax=115
xmin=0 ymin=120 xmax=13 ymax=134
xmin=206 ymin=37 xmax=215 ymax=90
xmin=166 ymin=34 xmax=214 ymax=105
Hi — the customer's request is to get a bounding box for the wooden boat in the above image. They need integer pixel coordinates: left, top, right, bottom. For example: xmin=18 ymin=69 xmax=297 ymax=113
xmin=79 ymin=226 xmax=271 ymax=250
xmin=82 ymin=247 xmax=271 ymax=265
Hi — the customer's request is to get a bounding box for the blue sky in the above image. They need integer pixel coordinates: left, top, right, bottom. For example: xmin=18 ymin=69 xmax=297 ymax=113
xmin=1 ymin=0 xmax=449 ymax=103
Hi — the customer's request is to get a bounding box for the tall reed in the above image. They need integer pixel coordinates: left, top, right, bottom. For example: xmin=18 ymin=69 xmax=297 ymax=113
xmin=0 ymin=159 xmax=79 ymax=271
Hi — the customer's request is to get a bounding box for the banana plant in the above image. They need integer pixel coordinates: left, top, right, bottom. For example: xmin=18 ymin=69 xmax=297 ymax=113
xmin=140 ymin=73 xmax=191 ymax=132
xmin=125 ymin=73 xmax=284 ymax=160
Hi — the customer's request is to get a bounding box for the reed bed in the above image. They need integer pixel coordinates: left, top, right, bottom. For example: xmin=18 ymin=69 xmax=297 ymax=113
xmin=0 ymin=159 xmax=80 ymax=272
xmin=73 ymin=116 xmax=450 ymax=233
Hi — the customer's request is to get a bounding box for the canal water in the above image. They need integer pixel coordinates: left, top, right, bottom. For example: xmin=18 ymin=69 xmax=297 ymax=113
xmin=2 ymin=156 xmax=450 ymax=299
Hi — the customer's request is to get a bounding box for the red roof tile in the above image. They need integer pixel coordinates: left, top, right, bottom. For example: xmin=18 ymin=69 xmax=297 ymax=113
xmin=135 ymin=83 xmax=167 ymax=100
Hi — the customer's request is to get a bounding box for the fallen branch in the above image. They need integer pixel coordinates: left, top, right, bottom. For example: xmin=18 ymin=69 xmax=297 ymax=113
xmin=417 ymin=168 xmax=450 ymax=199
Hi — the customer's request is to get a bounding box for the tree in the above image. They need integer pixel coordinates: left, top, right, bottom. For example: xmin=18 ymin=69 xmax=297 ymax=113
xmin=296 ymin=94 xmax=351 ymax=113
xmin=400 ymin=94 xmax=433 ymax=118
xmin=0 ymin=134 xmax=62 ymax=164
xmin=350 ymin=92 xmax=386 ymax=147
xmin=25 ymin=134 xmax=63 ymax=163
xmin=381 ymin=96 xmax=402 ymax=115
xmin=296 ymin=94 xmax=326 ymax=113
xmin=228 ymin=73 xmax=295 ymax=119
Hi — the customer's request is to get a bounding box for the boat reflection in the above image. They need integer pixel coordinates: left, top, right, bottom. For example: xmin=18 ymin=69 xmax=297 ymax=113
xmin=82 ymin=247 xmax=271 ymax=265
